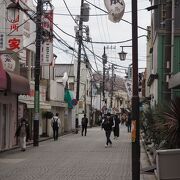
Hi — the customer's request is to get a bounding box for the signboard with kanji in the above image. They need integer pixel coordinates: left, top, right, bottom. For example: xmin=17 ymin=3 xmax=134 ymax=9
xmin=125 ymin=80 xmax=132 ymax=98
xmin=0 ymin=1 xmax=6 ymax=50
xmin=6 ymin=0 xmax=23 ymax=52
xmin=0 ymin=54 xmax=16 ymax=72
xmin=0 ymin=33 xmax=6 ymax=51
xmin=6 ymin=36 xmax=22 ymax=52
xmin=41 ymin=41 xmax=53 ymax=65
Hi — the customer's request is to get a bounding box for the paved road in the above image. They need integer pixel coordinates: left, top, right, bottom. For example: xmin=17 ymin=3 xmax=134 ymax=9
xmin=0 ymin=126 xmax=155 ymax=180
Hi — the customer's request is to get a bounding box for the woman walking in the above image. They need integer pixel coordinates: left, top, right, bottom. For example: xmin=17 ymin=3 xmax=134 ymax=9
xmin=113 ymin=114 xmax=120 ymax=139
xmin=15 ymin=118 xmax=30 ymax=151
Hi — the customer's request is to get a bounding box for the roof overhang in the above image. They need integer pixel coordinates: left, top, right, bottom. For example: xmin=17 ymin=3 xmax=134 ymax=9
xmin=6 ymin=71 xmax=30 ymax=94
xmin=19 ymin=100 xmax=51 ymax=109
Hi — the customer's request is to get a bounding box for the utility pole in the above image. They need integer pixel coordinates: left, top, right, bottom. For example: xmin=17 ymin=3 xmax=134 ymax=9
xmin=75 ymin=0 xmax=84 ymax=133
xmin=131 ymin=0 xmax=140 ymax=179
xmin=34 ymin=0 xmax=43 ymax=146
xmin=76 ymin=0 xmax=84 ymax=102
xmin=90 ymin=79 xmax=93 ymax=127
xmin=102 ymin=46 xmax=107 ymax=101
xmin=110 ymin=64 xmax=114 ymax=108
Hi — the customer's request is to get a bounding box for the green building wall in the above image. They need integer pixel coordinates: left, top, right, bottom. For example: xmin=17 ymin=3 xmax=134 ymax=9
xmin=157 ymin=35 xmax=180 ymax=104
xmin=157 ymin=35 xmax=165 ymax=104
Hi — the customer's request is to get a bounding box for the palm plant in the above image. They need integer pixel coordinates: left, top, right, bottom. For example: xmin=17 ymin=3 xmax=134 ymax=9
xmin=162 ymin=97 xmax=180 ymax=148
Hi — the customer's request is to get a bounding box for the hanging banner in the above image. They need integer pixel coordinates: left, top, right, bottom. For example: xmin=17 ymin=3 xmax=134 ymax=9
xmin=40 ymin=10 xmax=54 ymax=66
xmin=41 ymin=41 xmax=53 ymax=65
xmin=104 ymin=0 xmax=125 ymax=23
xmin=125 ymin=80 xmax=132 ymax=98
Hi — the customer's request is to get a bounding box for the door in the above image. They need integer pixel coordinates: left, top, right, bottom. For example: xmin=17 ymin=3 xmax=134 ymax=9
xmin=1 ymin=104 xmax=7 ymax=149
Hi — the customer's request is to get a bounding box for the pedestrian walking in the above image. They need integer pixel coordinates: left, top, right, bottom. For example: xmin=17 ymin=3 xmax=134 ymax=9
xmin=113 ymin=114 xmax=120 ymax=139
xmin=81 ymin=114 xmax=88 ymax=136
xmin=15 ymin=118 xmax=30 ymax=151
xmin=126 ymin=112 xmax=132 ymax=133
xmin=101 ymin=113 xmax=114 ymax=148
xmin=51 ymin=113 xmax=61 ymax=140
xmin=121 ymin=113 xmax=127 ymax=125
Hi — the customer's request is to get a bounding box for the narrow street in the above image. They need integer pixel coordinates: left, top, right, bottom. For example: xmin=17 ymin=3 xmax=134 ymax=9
xmin=0 ymin=126 xmax=155 ymax=180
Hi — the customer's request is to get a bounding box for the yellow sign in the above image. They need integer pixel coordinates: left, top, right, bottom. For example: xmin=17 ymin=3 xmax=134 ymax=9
xmin=131 ymin=120 xmax=136 ymax=142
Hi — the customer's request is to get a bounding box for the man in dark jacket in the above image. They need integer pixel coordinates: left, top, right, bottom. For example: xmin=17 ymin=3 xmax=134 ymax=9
xmin=102 ymin=113 xmax=114 ymax=147
xmin=81 ymin=114 xmax=88 ymax=136
xmin=127 ymin=112 xmax=132 ymax=133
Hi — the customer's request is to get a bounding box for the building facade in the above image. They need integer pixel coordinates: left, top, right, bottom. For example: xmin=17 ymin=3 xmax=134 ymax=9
xmin=147 ymin=0 xmax=180 ymax=107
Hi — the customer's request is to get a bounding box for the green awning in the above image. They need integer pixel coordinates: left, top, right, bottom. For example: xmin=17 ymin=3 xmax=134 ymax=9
xmin=64 ymin=89 xmax=74 ymax=108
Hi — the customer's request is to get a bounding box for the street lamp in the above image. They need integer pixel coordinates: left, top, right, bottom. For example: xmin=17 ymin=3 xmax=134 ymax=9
xmin=118 ymin=46 xmax=127 ymax=61
xmin=6 ymin=2 xmax=20 ymax=23
xmin=118 ymin=46 xmax=132 ymax=61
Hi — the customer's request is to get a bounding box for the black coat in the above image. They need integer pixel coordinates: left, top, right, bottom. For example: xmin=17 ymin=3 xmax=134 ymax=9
xmin=15 ymin=121 xmax=30 ymax=140
xmin=113 ymin=116 xmax=120 ymax=137
xmin=102 ymin=117 xmax=114 ymax=131
xmin=81 ymin=117 xmax=88 ymax=127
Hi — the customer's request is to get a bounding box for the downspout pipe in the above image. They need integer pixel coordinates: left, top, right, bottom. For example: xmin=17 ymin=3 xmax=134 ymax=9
xmin=171 ymin=0 xmax=175 ymax=99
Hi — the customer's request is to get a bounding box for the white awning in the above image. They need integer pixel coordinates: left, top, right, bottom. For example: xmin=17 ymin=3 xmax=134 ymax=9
xmin=19 ymin=100 xmax=51 ymax=110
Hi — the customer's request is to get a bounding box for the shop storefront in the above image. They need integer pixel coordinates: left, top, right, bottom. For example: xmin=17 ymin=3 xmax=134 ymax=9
xmin=0 ymin=60 xmax=30 ymax=151
xmin=19 ymin=81 xmax=51 ymax=137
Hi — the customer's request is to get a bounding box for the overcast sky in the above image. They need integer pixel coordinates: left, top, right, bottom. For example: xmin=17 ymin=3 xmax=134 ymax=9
xmin=51 ymin=0 xmax=151 ymax=77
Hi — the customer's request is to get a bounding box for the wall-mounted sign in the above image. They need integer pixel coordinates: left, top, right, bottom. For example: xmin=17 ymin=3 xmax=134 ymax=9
xmin=41 ymin=41 xmax=53 ymax=65
xmin=6 ymin=0 xmax=23 ymax=52
xmin=0 ymin=54 xmax=16 ymax=71
xmin=125 ymin=80 xmax=132 ymax=98
xmin=104 ymin=0 xmax=125 ymax=23
xmin=6 ymin=36 xmax=22 ymax=52
xmin=0 ymin=33 xmax=6 ymax=51
xmin=0 ymin=1 xmax=6 ymax=51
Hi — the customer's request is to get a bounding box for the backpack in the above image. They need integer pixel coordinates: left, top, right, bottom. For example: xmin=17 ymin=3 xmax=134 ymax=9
xmin=52 ymin=118 xmax=58 ymax=128
xmin=102 ymin=119 xmax=108 ymax=129
xmin=82 ymin=118 xmax=87 ymax=126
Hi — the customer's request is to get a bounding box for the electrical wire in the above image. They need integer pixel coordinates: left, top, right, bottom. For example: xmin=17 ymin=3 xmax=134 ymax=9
xmin=53 ymin=8 xmax=146 ymax=16
xmin=90 ymin=40 xmax=99 ymax=72
xmin=84 ymin=0 xmax=149 ymax=32
xmin=93 ymin=0 xmax=103 ymax=41
xmin=97 ymin=0 xmax=108 ymax=42
xmin=62 ymin=0 xmax=78 ymax=25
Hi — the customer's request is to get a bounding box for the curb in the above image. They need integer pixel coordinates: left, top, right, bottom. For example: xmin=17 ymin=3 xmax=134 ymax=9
xmin=0 ymin=131 xmax=73 ymax=154
xmin=141 ymin=137 xmax=158 ymax=179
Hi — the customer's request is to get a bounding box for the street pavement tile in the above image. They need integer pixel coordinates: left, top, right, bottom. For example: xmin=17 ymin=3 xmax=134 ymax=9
xmin=0 ymin=126 xmax=155 ymax=180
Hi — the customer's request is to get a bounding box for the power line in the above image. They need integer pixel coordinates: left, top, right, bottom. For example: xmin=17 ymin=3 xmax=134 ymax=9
xmin=90 ymin=40 xmax=99 ymax=72
xmin=93 ymin=0 xmax=103 ymax=41
xmin=91 ymin=35 xmax=147 ymax=44
xmin=97 ymin=0 xmax=108 ymax=42
xmin=84 ymin=0 xmax=149 ymax=32
xmin=53 ymin=8 xmax=146 ymax=16
xmin=62 ymin=0 xmax=78 ymax=25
